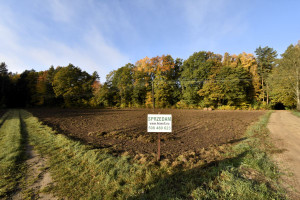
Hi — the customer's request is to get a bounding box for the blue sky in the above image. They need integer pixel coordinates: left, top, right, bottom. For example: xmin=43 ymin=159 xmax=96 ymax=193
xmin=0 ymin=0 xmax=299 ymax=80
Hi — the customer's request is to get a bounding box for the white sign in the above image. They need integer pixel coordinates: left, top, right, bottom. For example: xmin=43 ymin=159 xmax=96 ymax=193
xmin=147 ymin=114 xmax=172 ymax=132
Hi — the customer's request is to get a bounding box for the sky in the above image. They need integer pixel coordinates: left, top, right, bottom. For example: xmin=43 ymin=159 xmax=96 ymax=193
xmin=0 ymin=0 xmax=300 ymax=81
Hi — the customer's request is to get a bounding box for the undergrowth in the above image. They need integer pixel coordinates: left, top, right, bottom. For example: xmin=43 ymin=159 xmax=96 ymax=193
xmin=20 ymin=110 xmax=285 ymax=199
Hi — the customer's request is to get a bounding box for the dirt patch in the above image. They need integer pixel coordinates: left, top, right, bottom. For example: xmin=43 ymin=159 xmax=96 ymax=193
xmin=268 ymin=111 xmax=300 ymax=199
xmin=12 ymin=144 xmax=57 ymax=200
xmin=28 ymin=108 xmax=264 ymax=159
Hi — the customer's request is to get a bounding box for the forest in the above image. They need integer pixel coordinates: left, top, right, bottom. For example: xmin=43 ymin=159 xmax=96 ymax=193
xmin=0 ymin=43 xmax=300 ymax=110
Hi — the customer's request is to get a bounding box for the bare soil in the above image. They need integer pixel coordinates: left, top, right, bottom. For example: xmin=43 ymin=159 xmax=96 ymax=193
xmin=12 ymin=144 xmax=57 ymax=200
xmin=268 ymin=111 xmax=300 ymax=199
xmin=28 ymin=108 xmax=264 ymax=159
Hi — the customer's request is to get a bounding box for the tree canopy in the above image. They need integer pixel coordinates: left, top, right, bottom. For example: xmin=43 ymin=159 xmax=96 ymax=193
xmin=268 ymin=44 xmax=300 ymax=110
xmin=2 ymin=42 xmax=300 ymax=110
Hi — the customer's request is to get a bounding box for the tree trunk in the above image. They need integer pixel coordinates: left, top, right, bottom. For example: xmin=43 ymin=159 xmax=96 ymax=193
xmin=261 ymin=77 xmax=264 ymax=103
xmin=297 ymin=68 xmax=300 ymax=111
xmin=266 ymin=83 xmax=269 ymax=105
xmin=152 ymin=81 xmax=155 ymax=112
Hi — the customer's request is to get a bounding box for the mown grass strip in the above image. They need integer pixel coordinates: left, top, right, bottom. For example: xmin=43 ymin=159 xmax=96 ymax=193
xmin=21 ymin=110 xmax=286 ymax=199
xmin=0 ymin=110 xmax=24 ymax=198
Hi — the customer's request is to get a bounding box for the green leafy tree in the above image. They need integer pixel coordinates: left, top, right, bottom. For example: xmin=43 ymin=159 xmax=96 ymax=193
xmin=52 ymin=64 xmax=95 ymax=107
xmin=199 ymin=66 xmax=251 ymax=107
xmin=268 ymin=44 xmax=300 ymax=110
xmin=255 ymin=46 xmax=277 ymax=104
xmin=132 ymin=69 xmax=147 ymax=107
xmin=170 ymin=58 xmax=183 ymax=105
xmin=223 ymin=52 xmax=261 ymax=101
xmin=180 ymin=51 xmax=222 ymax=106
xmin=44 ymin=66 xmax=63 ymax=105
xmin=153 ymin=55 xmax=177 ymax=107
xmin=92 ymin=82 xmax=112 ymax=107
xmin=110 ymin=63 xmax=134 ymax=107
xmin=133 ymin=55 xmax=180 ymax=108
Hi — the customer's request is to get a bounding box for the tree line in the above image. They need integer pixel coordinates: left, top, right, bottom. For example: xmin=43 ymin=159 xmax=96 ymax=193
xmin=1 ymin=42 xmax=300 ymax=110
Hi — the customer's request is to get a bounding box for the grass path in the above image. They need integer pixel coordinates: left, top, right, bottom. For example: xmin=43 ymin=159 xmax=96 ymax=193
xmin=0 ymin=110 xmax=57 ymax=199
xmin=12 ymin=140 xmax=57 ymax=199
xmin=0 ymin=110 xmax=24 ymax=198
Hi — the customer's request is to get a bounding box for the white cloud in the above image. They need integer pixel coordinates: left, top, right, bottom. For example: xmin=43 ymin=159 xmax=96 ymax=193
xmin=180 ymin=0 xmax=247 ymax=51
xmin=84 ymin=27 xmax=129 ymax=68
xmin=0 ymin=1 xmax=130 ymax=80
xmin=47 ymin=0 xmax=75 ymax=23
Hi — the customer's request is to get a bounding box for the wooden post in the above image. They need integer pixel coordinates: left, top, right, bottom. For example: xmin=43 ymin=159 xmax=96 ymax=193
xmin=157 ymin=132 xmax=161 ymax=161
xmin=152 ymin=81 xmax=155 ymax=112
xmin=157 ymin=111 xmax=161 ymax=161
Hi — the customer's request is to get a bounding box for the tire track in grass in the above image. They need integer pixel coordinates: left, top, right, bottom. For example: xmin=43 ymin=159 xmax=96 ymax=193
xmin=12 ymin=111 xmax=57 ymax=200
xmin=0 ymin=111 xmax=9 ymax=128
xmin=0 ymin=110 xmax=23 ymax=198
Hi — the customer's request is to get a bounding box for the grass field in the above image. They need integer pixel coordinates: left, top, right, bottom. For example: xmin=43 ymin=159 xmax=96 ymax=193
xmin=0 ymin=109 xmax=287 ymax=199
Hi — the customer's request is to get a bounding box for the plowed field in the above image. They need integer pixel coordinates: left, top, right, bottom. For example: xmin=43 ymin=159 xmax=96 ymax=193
xmin=28 ymin=108 xmax=264 ymax=158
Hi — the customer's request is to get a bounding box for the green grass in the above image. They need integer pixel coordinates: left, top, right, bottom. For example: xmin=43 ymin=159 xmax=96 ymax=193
xmin=0 ymin=110 xmax=9 ymax=127
xmin=20 ymin=110 xmax=164 ymax=199
xmin=292 ymin=110 xmax=300 ymax=117
xmin=0 ymin=110 xmax=25 ymax=198
xmin=20 ymin=110 xmax=286 ymax=199
xmin=133 ymin=111 xmax=285 ymax=200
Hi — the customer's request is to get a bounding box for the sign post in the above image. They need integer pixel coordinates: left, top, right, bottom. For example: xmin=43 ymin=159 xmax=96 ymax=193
xmin=147 ymin=114 xmax=172 ymax=161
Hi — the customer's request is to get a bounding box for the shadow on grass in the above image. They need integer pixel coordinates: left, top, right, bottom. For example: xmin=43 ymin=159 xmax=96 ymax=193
xmin=128 ymin=151 xmax=249 ymax=200
xmin=0 ymin=110 xmax=28 ymax=198
xmin=0 ymin=111 xmax=8 ymax=128
xmin=227 ymin=137 xmax=248 ymax=144
xmin=7 ymin=111 xmax=30 ymax=198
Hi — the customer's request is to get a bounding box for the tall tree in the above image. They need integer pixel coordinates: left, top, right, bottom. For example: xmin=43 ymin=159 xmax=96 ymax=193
xmin=237 ymin=52 xmax=261 ymax=101
xmin=180 ymin=51 xmax=222 ymax=106
xmin=134 ymin=55 xmax=179 ymax=108
xmin=35 ymin=71 xmax=48 ymax=105
xmin=15 ymin=70 xmax=39 ymax=107
xmin=132 ymin=69 xmax=147 ymax=107
xmin=255 ymin=46 xmax=277 ymax=104
xmin=268 ymin=44 xmax=300 ymax=110
xmin=153 ymin=55 xmax=176 ymax=107
xmin=52 ymin=64 xmax=96 ymax=107
xmin=0 ymin=62 xmax=9 ymax=107
xmin=110 ymin=63 xmax=134 ymax=107
xmin=199 ymin=66 xmax=251 ymax=107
